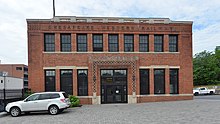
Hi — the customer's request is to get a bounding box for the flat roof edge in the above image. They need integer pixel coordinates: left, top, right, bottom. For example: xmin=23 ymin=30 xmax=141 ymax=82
xmin=26 ymin=16 xmax=193 ymax=24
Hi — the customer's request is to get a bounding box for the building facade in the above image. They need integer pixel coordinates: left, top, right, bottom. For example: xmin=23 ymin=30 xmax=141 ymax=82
xmin=0 ymin=64 xmax=28 ymax=90
xmin=27 ymin=16 xmax=193 ymax=104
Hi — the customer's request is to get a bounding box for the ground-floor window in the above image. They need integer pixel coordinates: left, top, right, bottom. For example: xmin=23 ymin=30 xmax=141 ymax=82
xmin=60 ymin=70 xmax=73 ymax=95
xmin=140 ymin=69 xmax=149 ymax=95
xmin=45 ymin=70 xmax=56 ymax=91
xmin=77 ymin=70 xmax=88 ymax=96
xmin=154 ymin=69 xmax=165 ymax=94
xmin=170 ymin=69 xmax=179 ymax=94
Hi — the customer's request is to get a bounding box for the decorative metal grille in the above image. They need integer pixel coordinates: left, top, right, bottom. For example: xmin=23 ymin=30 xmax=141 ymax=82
xmin=90 ymin=56 xmax=138 ymax=93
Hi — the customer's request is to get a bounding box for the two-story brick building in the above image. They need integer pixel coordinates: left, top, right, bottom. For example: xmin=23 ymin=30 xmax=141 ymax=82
xmin=27 ymin=16 xmax=193 ymax=104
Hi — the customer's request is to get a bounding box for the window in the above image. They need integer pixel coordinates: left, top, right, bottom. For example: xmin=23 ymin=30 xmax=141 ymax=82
xmin=50 ymin=93 xmax=60 ymax=99
xmin=140 ymin=69 xmax=150 ymax=95
xmin=77 ymin=34 xmax=87 ymax=52
xmin=154 ymin=69 xmax=165 ymax=94
xmin=38 ymin=94 xmax=51 ymax=100
xmin=154 ymin=35 xmax=163 ymax=52
xmin=60 ymin=70 xmax=73 ymax=95
xmin=16 ymin=67 xmax=22 ymax=70
xmin=108 ymin=34 xmax=119 ymax=52
xmin=93 ymin=34 xmax=103 ymax=52
xmin=169 ymin=35 xmax=178 ymax=52
xmin=124 ymin=34 xmax=134 ymax=52
xmin=77 ymin=70 xmax=88 ymax=96
xmin=26 ymin=94 xmax=40 ymax=101
xmin=170 ymin=69 xmax=179 ymax=94
xmin=139 ymin=35 xmax=149 ymax=52
xmin=45 ymin=70 xmax=56 ymax=92
xmin=44 ymin=34 xmax=55 ymax=52
xmin=61 ymin=34 xmax=71 ymax=52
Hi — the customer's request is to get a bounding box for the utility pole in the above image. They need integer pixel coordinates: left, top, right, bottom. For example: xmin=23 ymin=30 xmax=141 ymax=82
xmin=53 ymin=0 xmax=55 ymax=17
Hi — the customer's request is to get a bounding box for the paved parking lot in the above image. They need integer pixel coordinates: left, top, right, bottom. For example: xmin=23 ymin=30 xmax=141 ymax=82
xmin=0 ymin=96 xmax=220 ymax=124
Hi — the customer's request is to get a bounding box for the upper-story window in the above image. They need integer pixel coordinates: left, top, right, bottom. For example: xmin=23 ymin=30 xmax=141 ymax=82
xmin=16 ymin=67 xmax=22 ymax=70
xmin=139 ymin=35 xmax=149 ymax=52
xmin=44 ymin=33 xmax=55 ymax=52
xmin=60 ymin=34 xmax=71 ymax=52
xmin=108 ymin=34 xmax=119 ymax=52
xmin=124 ymin=34 xmax=134 ymax=52
xmin=77 ymin=34 xmax=87 ymax=52
xmin=93 ymin=34 xmax=103 ymax=52
xmin=169 ymin=35 xmax=178 ymax=52
xmin=154 ymin=35 xmax=163 ymax=52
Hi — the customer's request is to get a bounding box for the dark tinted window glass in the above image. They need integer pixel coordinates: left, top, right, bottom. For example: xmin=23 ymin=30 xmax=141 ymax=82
xmin=61 ymin=34 xmax=71 ymax=52
xmin=169 ymin=35 xmax=178 ymax=52
xmin=140 ymin=69 xmax=149 ymax=95
xmin=60 ymin=70 xmax=73 ymax=95
xmin=38 ymin=94 xmax=51 ymax=100
xmin=62 ymin=93 xmax=69 ymax=98
xmin=44 ymin=34 xmax=55 ymax=52
xmin=16 ymin=67 xmax=22 ymax=70
xmin=108 ymin=34 xmax=119 ymax=52
xmin=77 ymin=34 xmax=87 ymax=52
xmin=93 ymin=34 xmax=103 ymax=52
xmin=154 ymin=35 xmax=163 ymax=52
xmin=139 ymin=35 xmax=149 ymax=52
xmin=45 ymin=70 xmax=56 ymax=92
xmin=77 ymin=70 xmax=88 ymax=96
xmin=26 ymin=94 xmax=40 ymax=101
xmin=154 ymin=69 xmax=165 ymax=94
xmin=50 ymin=93 xmax=60 ymax=99
xmin=124 ymin=34 xmax=134 ymax=52
xmin=170 ymin=69 xmax=179 ymax=94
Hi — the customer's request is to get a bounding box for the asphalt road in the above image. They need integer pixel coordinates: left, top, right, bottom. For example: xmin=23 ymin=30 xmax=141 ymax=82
xmin=0 ymin=95 xmax=220 ymax=124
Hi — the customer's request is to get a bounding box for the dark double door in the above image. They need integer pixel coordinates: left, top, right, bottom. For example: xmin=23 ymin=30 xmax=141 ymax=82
xmin=101 ymin=69 xmax=127 ymax=104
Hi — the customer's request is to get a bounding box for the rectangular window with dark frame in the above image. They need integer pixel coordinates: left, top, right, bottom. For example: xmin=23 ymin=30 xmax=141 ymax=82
xmin=154 ymin=35 xmax=163 ymax=52
xmin=45 ymin=70 xmax=56 ymax=92
xmin=140 ymin=69 xmax=150 ymax=95
xmin=170 ymin=69 xmax=179 ymax=94
xmin=154 ymin=69 xmax=165 ymax=94
xmin=124 ymin=34 xmax=134 ymax=52
xmin=93 ymin=34 xmax=103 ymax=52
xmin=77 ymin=34 xmax=87 ymax=52
xmin=169 ymin=35 xmax=178 ymax=52
xmin=139 ymin=35 xmax=149 ymax=52
xmin=60 ymin=34 xmax=71 ymax=52
xmin=108 ymin=34 xmax=119 ymax=52
xmin=44 ymin=33 xmax=55 ymax=52
xmin=77 ymin=70 xmax=88 ymax=96
xmin=60 ymin=70 xmax=73 ymax=95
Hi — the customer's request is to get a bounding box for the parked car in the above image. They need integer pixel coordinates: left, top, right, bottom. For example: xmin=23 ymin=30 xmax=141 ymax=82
xmin=5 ymin=92 xmax=70 ymax=117
xmin=193 ymin=87 xmax=215 ymax=96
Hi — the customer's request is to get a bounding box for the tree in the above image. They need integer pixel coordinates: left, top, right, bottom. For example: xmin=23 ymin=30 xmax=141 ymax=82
xmin=193 ymin=49 xmax=220 ymax=86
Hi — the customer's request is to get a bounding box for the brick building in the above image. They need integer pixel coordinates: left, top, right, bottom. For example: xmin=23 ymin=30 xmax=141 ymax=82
xmin=27 ymin=16 xmax=193 ymax=104
xmin=0 ymin=64 xmax=28 ymax=90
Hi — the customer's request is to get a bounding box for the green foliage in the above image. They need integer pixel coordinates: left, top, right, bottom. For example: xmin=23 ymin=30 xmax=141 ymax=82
xmin=69 ymin=95 xmax=80 ymax=107
xmin=23 ymin=89 xmax=34 ymax=98
xmin=193 ymin=49 xmax=220 ymax=86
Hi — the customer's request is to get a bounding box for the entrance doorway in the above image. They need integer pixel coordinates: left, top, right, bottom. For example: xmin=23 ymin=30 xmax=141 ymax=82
xmin=101 ymin=69 xmax=127 ymax=104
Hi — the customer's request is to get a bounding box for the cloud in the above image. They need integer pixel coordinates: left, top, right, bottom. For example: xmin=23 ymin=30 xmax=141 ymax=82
xmin=0 ymin=0 xmax=220 ymax=64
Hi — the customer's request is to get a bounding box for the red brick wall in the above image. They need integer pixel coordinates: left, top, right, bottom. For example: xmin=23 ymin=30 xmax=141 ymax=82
xmin=27 ymin=20 xmax=193 ymax=104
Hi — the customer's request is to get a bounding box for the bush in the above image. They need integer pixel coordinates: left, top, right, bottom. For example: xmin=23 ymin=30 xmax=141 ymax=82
xmin=23 ymin=89 xmax=34 ymax=98
xmin=69 ymin=95 xmax=80 ymax=107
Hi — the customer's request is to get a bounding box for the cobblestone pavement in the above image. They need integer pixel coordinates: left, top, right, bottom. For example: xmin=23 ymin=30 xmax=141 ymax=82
xmin=0 ymin=97 xmax=220 ymax=124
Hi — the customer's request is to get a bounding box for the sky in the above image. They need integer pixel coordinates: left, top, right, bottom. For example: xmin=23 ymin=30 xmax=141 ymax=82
xmin=0 ymin=0 xmax=219 ymax=65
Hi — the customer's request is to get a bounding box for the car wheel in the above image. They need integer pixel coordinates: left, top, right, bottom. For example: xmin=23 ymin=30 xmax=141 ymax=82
xmin=10 ymin=107 xmax=21 ymax=117
xmin=194 ymin=92 xmax=199 ymax=96
xmin=210 ymin=91 xmax=214 ymax=95
xmin=49 ymin=105 xmax=59 ymax=115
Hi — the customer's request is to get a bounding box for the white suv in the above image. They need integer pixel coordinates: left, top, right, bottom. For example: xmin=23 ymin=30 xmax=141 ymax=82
xmin=5 ymin=92 xmax=70 ymax=117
